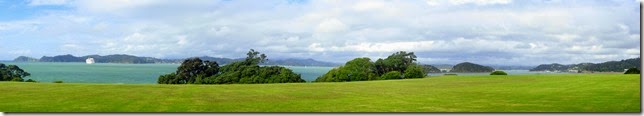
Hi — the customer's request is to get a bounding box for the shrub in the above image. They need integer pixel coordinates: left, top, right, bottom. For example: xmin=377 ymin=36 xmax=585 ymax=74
xmin=490 ymin=71 xmax=508 ymax=75
xmin=444 ymin=73 xmax=457 ymax=76
xmin=54 ymin=80 xmax=63 ymax=83
xmin=404 ymin=65 xmax=426 ymax=79
xmin=624 ymin=68 xmax=640 ymax=74
xmin=25 ymin=79 xmax=36 ymax=82
xmin=380 ymin=71 xmax=402 ymax=80
xmin=10 ymin=78 xmax=24 ymax=82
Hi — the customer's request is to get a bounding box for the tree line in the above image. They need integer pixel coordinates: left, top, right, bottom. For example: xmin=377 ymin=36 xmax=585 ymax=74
xmin=314 ymin=51 xmax=427 ymax=82
xmin=0 ymin=63 xmax=33 ymax=82
xmin=158 ymin=49 xmax=306 ymax=84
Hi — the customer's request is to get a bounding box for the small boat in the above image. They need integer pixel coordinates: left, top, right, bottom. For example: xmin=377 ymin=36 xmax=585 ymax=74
xmin=86 ymin=58 xmax=95 ymax=64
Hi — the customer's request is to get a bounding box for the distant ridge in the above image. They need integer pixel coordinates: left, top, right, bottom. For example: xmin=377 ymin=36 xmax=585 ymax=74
xmin=13 ymin=54 xmax=340 ymax=66
xmin=13 ymin=56 xmax=38 ymax=62
xmin=530 ymin=57 xmax=641 ymax=72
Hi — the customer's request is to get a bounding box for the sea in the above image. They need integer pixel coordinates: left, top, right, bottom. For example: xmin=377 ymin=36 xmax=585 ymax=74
xmin=0 ymin=62 xmax=573 ymax=84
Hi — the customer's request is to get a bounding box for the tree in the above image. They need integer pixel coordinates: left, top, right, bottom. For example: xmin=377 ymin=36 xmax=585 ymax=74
xmin=158 ymin=73 xmax=179 ymax=84
xmin=380 ymin=71 xmax=402 ymax=80
xmin=404 ymin=65 xmax=426 ymax=79
xmin=159 ymin=49 xmax=305 ymax=84
xmin=175 ymin=58 xmax=219 ymax=84
xmin=374 ymin=51 xmax=417 ymax=75
xmin=624 ymin=68 xmax=640 ymax=74
xmin=0 ymin=63 xmax=31 ymax=82
xmin=244 ymin=49 xmax=267 ymax=65
xmin=315 ymin=51 xmax=426 ymax=82
xmin=313 ymin=58 xmax=378 ymax=82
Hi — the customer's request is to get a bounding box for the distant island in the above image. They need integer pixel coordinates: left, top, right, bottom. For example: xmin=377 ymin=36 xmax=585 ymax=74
xmin=449 ymin=62 xmax=495 ymax=73
xmin=12 ymin=54 xmax=340 ymax=66
xmin=530 ymin=57 xmax=641 ymax=73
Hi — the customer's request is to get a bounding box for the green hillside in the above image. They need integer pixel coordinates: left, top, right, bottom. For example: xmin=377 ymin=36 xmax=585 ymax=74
xmin=0 ymin=74 xmax=639 ymax=112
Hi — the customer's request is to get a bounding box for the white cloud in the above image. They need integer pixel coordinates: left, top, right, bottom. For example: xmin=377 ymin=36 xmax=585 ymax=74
xmin=315 ymin=18 xmax=348 ymax=33
xmin=0 ymin=0 xmax=639 ymax=65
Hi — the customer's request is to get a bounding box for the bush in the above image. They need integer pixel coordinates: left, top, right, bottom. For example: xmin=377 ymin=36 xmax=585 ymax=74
xmin=444 ymin=74 xmax=457 ymax=76
xmin=25 ymin=79 xmax=36 ymax=82
xmin=404 ymin=65 xmax=426 ymax=79
xmin=380 ymin=71 xmax=402 ymax=80
xmin=490 ymin=71 xmax=508 ymax=75
xmin=10 ymin=78 xmax=24 ymax=82
xmin=0 ymin=63 xmax=31 ymax=81
xmin=624 ymin=68 xmax=640 ymax=74
xmin=54 ymin=80 xmax=63 ymax=83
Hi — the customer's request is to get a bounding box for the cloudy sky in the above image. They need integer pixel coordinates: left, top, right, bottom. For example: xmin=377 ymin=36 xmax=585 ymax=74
xmin=0 ymin=0 xmax=640 ymax=65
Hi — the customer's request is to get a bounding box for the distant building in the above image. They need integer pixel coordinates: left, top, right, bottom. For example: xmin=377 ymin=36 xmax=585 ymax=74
xmin=86 ymin=58 xmax=95 ymax=64
xmin=439 ymin=68 xmax=451 ymax=72
xmin=568 ymin=70 xmax=579 ymax=73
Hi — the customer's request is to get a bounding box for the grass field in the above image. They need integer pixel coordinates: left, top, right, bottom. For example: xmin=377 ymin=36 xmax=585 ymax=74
xmin=0 ymin=74 xmax=639 ymax=112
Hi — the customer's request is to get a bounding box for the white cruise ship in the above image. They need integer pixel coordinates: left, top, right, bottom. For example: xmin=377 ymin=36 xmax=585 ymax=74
xmin=86 ymin=58 xmax=95 ymax=64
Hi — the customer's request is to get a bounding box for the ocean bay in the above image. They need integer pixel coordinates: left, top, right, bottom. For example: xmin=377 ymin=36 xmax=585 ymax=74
xmin=0 ymin=62 xmax=577 ymax=84
xmin=0 ymin=62 xmax=338 ymax=84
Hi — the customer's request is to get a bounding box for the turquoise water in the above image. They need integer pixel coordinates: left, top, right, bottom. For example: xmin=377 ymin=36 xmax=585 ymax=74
xmin=0 ymin=62 xmax=335 ymax=84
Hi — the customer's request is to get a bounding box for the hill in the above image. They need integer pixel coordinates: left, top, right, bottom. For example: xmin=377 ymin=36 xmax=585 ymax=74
xmin=450 ymin=62 xmax=494 ymax=73
xmin=0 ymin=74 xmax=637 ymax=112
xmin=15 ymin=54 xmax=339 ymax=66
xmin=39 ymin=54 xmax=85 ymax=62
xmin=421 ymin=64 xmax=441 ymax=73
xmin=13 ymin=56 xmax=38 ymax=62
xmin=530 ymin=57 xmax=641 ymax=72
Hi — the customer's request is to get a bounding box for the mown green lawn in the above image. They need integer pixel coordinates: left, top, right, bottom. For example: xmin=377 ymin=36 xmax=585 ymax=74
xmin=0 ymin=74 xmax=639 ymax=112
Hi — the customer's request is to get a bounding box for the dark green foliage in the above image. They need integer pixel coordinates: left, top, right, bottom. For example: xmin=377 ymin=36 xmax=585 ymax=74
xmin=315 ymin=51 xmax=426 ymax=82
xmin=10 ymin=78 xmax=23 ymax=82
xmin=450 ymin=62 xmax=494 ymax=73
xmin=314 ymin=58 xmax=378 ymax=82
xmin=157 ymin=73 xmax=180 ymax=84
xmin=490 ymin=71 xmax=508 ymax=75
xmin=53 ymin=80 xmax=63 ymax=83
xmin=315 ymin=68 xmax=341 ymax=82
xmin=404 ymin=65 xmax=426 ymax=79
xmin=158 ymin=57 xmax=219 ymax=84
xmin=176 ymin=58 xmax=219 ymax=83
xmin=0 ymin=63 xmax=31 ymax=82
xmin=237 ymin=66 xmax=304 ymax=84
xmin=158 ymin=49 xmax=305 ymax=84
xmin=25 ymin=79 xmax=36 ymax=82
xmin=374 ymin=51 xmax=417 ymax=75
xmin=624 ymin=68 xmax=640 ymax=74
xmin=380 ymin=71 xmax=402 ymax=80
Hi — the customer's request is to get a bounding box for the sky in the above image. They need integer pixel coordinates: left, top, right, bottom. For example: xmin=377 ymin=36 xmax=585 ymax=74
xmin=0 ymin=0 xmax=640 ymax=65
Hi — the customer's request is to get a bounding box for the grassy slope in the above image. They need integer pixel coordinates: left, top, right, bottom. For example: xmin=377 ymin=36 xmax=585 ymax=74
xmin=0 ymin=74 xmax=639 ymax=112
